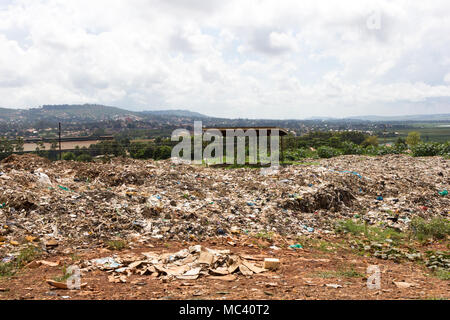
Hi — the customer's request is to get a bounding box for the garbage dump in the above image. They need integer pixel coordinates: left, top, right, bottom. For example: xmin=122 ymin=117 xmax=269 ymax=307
xmin=0 ymin=154 xmax=448 ymax=256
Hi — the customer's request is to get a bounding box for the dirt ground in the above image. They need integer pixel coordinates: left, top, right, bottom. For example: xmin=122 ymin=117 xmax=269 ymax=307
xmin=0 ymin=238 xmax=448 ymax=300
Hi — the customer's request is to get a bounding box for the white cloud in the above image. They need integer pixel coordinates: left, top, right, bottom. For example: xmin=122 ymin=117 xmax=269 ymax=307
xmin=0 ymin=0 xmax=449 ymax=118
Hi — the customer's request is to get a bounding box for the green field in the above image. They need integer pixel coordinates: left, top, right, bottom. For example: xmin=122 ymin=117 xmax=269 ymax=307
xmin=385 ymin=123 xmax=450 ymax=143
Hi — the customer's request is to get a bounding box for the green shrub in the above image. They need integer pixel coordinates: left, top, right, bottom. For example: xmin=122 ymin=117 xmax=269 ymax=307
xmin=335 ymin=219 xmax=404 ymax=243
xmin=76 ymin=153 xmax=93 ymax=162
xmin=317 ymin=146 xmax=342 ymax=159
xmin=361 ymin=136 xmax=379 ymax=147
xmin=363 ymin=145 xmax=379 ymax=156
xmin=106 ymin=239 xmax=128 ymax=251
xmin=62 ymin=152 xmax=76 ymax=161
xmin=406 ymin=131 xmax=421 ymax=146
xmin=438 ymin=142 xmax=450 ymax=157
xmin=411 ymin=142 xmax=444 ymax=157
xmin=285 ymin=148 xmax=317 ymax=160
xmin=410 ymin=217 xmax=450 ymax=241
xmin=0 ymin=246 xmax=41 ymax=277
xmin=341 ymin=142 xmax=364 ymax=155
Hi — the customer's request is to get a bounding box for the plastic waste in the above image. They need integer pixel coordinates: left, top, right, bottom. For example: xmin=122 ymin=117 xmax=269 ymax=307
xmin=35 ymin=172 xmax=52 ymax=185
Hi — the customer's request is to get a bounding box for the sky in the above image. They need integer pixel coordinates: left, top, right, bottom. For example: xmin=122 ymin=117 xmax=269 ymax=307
xmin=0 ymin=0 xmax=449 ymax=119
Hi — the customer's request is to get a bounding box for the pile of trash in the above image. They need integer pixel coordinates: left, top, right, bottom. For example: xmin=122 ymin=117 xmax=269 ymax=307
xmin=0 ymin=154 xmax=448 ymax=254
xmin=80 ymin=245 xmax=276 ymax=283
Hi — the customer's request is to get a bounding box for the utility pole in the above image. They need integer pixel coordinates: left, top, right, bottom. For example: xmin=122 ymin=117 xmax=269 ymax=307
xmin=58 ymin=122 xmax=62 ymax=160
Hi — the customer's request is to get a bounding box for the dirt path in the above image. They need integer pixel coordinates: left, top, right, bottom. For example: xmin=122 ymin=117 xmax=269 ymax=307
xmin=1 ymin=239 xmax=448 ymax=300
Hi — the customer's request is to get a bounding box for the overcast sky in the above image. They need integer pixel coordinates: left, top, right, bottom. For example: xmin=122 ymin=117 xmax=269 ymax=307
xmin=0 ymin=0 xmax=449 ymax=119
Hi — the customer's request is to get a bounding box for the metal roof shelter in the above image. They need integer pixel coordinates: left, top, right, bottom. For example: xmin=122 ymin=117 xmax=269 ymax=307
xmin=202 ymin=127 xmax=289 ymax=162
xmin=202 ymin=127 xmax=289 ymax=136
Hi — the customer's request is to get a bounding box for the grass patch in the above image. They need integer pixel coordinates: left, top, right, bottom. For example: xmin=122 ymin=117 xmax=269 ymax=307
xmin=0 ymin=245 xmax=41 ymax=278
xmin=0 ymin=262 xmax=15 ymax=277
xmin=313 ymin=266 xmax=364 ymax=279
xmin=70 ymin=253 xmax=81 ymax=262
xmin=296 ymin=236 xmax=341 ymax=252
xmin=410 ymin=217 xmax=450 ymax=241
xmin=106 ymin=239 xmax=127 ymax=251
xmin=53 ymin=265 xmax=72 ymax=282
xmin=433 ymin=269 xmax=450 ymax=281
xmin=254 ymin=231 xmax=274 ymax=242
xmin=335 ymin=219 xmax=405 ymax=244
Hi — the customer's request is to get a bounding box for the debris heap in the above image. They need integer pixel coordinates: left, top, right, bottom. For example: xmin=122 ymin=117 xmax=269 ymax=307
xmin=0 ymin=154 xmax=448 ymax=254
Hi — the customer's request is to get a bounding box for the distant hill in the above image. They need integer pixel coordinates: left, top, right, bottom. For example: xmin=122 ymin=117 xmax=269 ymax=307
xmin=141 ymin=109 xmax=210 ymax=118
xmin=304 ymin=114 xmax=450 ymax=121
xmin=0 ymin=104 xmax=447 ymax=123
xmin=0 ymin=104 xmax=210 ymax=123
xmin=0 ymin=107 xmax=22 ymax=120
xmin=345 ymin=114 xmax=450 ymax=121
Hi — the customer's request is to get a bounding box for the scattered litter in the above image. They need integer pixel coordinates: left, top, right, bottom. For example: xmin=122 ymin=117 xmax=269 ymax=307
xmin=91 ymin=257 xmax=122 ymax=270
xmin=46 ymin=280 xmax=87 ymax=290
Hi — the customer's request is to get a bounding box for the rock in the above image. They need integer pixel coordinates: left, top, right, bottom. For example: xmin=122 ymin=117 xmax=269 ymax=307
xmin=394 ymin=281 xmax=415 ymax=289
xmin=263 ymin=258 xmax=280 ymax=270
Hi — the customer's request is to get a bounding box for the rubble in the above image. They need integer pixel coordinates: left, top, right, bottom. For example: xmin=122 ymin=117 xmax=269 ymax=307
xmin=79 ymin=245 xmax=270 ymax=281
xmin=0 ymin=154 xmax=448 ymax=257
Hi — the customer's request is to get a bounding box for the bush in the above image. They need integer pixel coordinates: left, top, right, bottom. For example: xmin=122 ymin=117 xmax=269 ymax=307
xmin=363 ymin=145 xmax=379 ymax=156
xmin=438 ymin=142 xmax=450 ymax=157
xmin=341 ymin=142 xmax=364 ymax=155
xmin=106 ymin=239 xmax=128 ymax=251
xmin=76 ymin=153 xmax=93 ymax=162
xmin=410 ymin=217 xmax=450 ymax=241
xmin=377 ymin=145 xmax=406 ymax=155
xmin=62 ymin=152 xmax=76 ymax=161
xmin=285 ymin=148 xmax=317 ymax=160
xmin=406 ymin=131 xmax=421 ymax=146
xmin=317 ymin=146 xmax=342 ymax=158
xmin=411 ymin=142 xmax=443 ymax=157
xmin=361 ymin=136 xmax=379 ymax=147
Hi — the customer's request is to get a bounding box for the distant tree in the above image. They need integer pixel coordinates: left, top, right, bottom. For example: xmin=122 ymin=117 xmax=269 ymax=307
xmin=62 ymin=152 xmax=76 ymax=161
xmin=154 ymin=145 xmax=172 ymax=160
xmin=406 ymin=131 xmax=421 ymax=147
xmin=76 ymin=153 xmax=93 ymax=162
xmin=328 ymin=136 xmax=342 ymax=148
xmin=362 ymin=136 xmax=379 ymax=147
xmin=35 ymin=141 xmax=46 ymax=157
xmin=339 ymin=131 xmax=367 ymax=145
xmin=0 ymin=138 xmax=14 ymax=160
xmin=15 ymin=137 xmax=24 ymax=152
xmin=395 ymin=137 xmax=407 ymax=147
xmin=48 ymin=141 xmax=58 ymax=161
